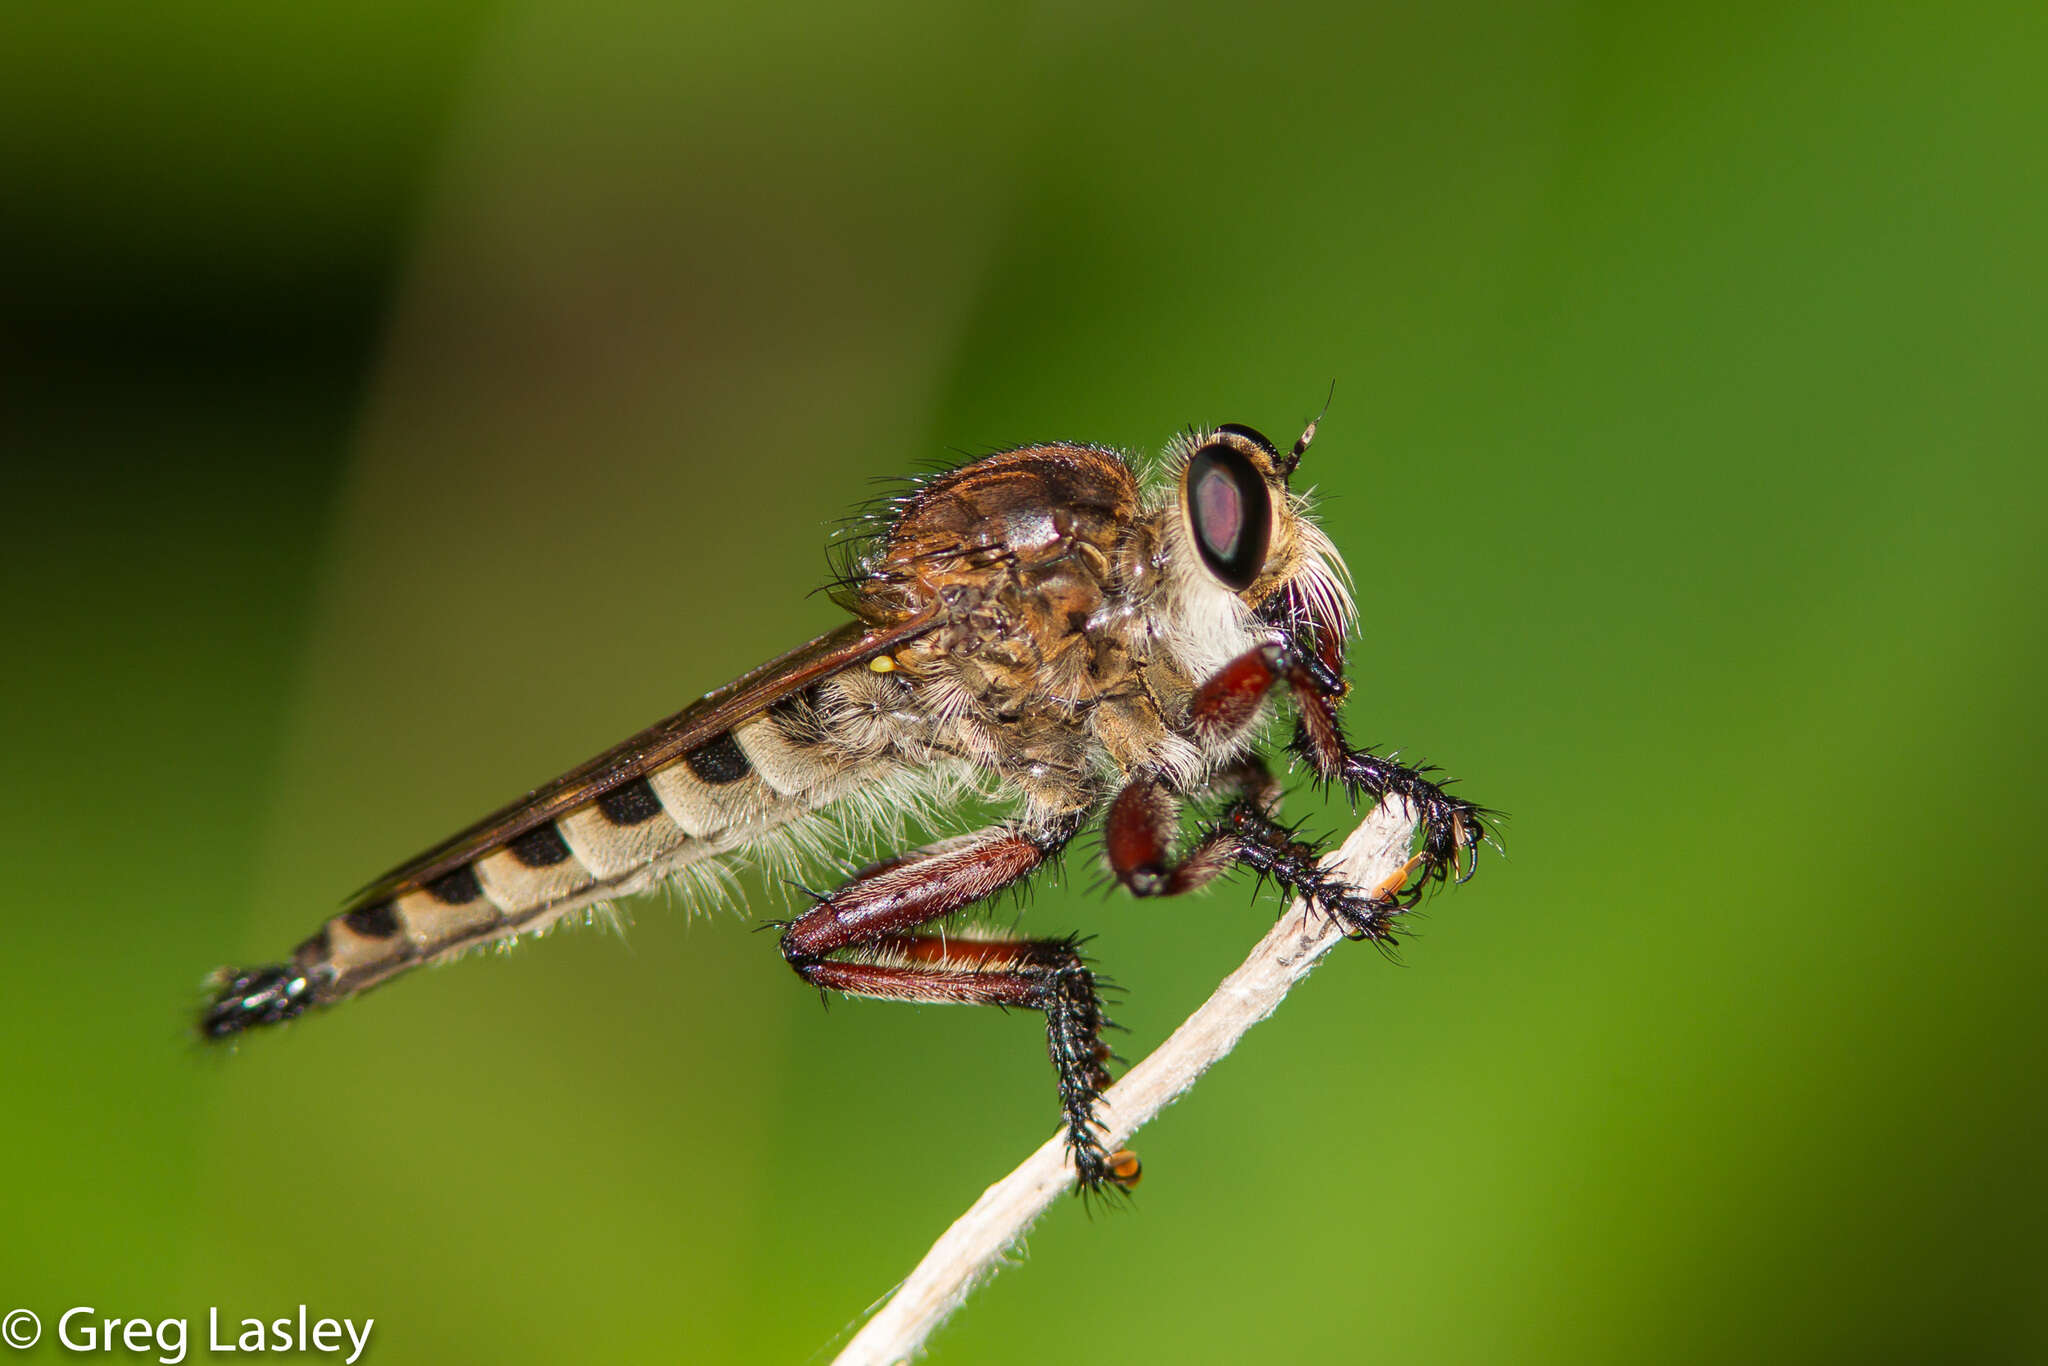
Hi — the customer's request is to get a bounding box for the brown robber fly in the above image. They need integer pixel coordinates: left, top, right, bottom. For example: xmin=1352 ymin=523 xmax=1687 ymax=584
xmin=202 ymin=414 xmax=1490 ymax=1191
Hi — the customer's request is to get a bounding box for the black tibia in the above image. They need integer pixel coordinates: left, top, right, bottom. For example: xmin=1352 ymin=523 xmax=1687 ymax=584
xmin=1213 ymin=801 xmax=1408 ymax=943
xmin=779 ymin=818 xmax=1129 ymax=1190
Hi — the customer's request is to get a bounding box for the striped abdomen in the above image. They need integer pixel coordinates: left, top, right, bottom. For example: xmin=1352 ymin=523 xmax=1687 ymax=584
xmin=202 ymin=682 xmax=889 ymax=1039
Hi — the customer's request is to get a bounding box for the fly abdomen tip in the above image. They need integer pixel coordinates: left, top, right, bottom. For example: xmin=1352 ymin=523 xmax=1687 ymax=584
xmin=200 ymin=964 xmax=314 ymax=1040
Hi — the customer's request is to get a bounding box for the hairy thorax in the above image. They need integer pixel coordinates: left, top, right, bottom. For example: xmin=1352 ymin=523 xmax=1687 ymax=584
xmin=849 ymin=444 xmax=1207 ymax=808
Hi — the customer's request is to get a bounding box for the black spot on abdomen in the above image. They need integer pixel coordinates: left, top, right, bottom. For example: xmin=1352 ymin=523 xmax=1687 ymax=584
xmin=684 ymin=732 xmax=752 ymax=784
xmin=509 ymin=823 xmax=573 ymax=867
xmin=345 ymin=900 xmax=401 ymax=937
xmin=597 ymin=777 xmax=664 ymax=825
xmin=426 ymin=864 xmax=483 ymax=905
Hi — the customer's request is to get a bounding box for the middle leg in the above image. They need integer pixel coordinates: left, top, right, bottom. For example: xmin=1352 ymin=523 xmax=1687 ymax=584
xmin=1106 ymin=760 xmax=1421 ymax=944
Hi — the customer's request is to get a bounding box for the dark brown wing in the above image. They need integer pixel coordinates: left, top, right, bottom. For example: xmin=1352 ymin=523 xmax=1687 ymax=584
xmin=347 ymin=610 xmax=940 ymax=908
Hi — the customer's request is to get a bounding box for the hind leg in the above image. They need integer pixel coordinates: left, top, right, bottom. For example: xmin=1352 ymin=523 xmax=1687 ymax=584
xmin=778 ymin=819 xmax=1133 ymax=1191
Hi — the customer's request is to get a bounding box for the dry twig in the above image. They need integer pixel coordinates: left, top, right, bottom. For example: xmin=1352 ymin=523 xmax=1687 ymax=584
xmin=833 ymin=796 xmax=1422 ymax=1365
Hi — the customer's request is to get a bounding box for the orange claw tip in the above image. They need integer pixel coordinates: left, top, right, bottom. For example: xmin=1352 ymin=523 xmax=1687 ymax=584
xmin=1370 ymin=852 xmax=1427 ymax=902
xmin=1106 ymin=1149 xmax=1143 ymax=1190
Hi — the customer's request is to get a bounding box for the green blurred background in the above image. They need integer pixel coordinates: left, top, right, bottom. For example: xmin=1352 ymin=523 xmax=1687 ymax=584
xmin=5 ymin=2 xmax=2043 ymax=1362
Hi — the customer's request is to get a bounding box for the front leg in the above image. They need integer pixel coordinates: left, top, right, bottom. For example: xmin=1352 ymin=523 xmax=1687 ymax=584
xmin=778 ymin=817 xmax=1135 ymax=1192
xmin=1280 ymin=619 xmax=1494 ymax=895
xmin=1184 ymin=631 xmax=1493 ymax=898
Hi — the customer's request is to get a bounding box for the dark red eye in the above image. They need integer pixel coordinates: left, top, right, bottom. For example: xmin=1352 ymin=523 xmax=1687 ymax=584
xmin=1185 ymin=442 xmax=1272 ymax=590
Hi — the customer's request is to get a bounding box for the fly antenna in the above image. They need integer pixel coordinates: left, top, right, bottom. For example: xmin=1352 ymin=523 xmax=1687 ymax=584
xmin=1280 ymin=380 xmax=1335 ymax=477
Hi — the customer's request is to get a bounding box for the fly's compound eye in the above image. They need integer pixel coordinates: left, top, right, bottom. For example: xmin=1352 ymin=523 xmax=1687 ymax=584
xmin=1185 ymin=441 xmax=1273 ymax=590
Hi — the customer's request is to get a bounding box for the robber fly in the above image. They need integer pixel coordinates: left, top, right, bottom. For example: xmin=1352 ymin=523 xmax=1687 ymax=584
xmin=201 ymin=414 xmax=1490 ymax=1190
